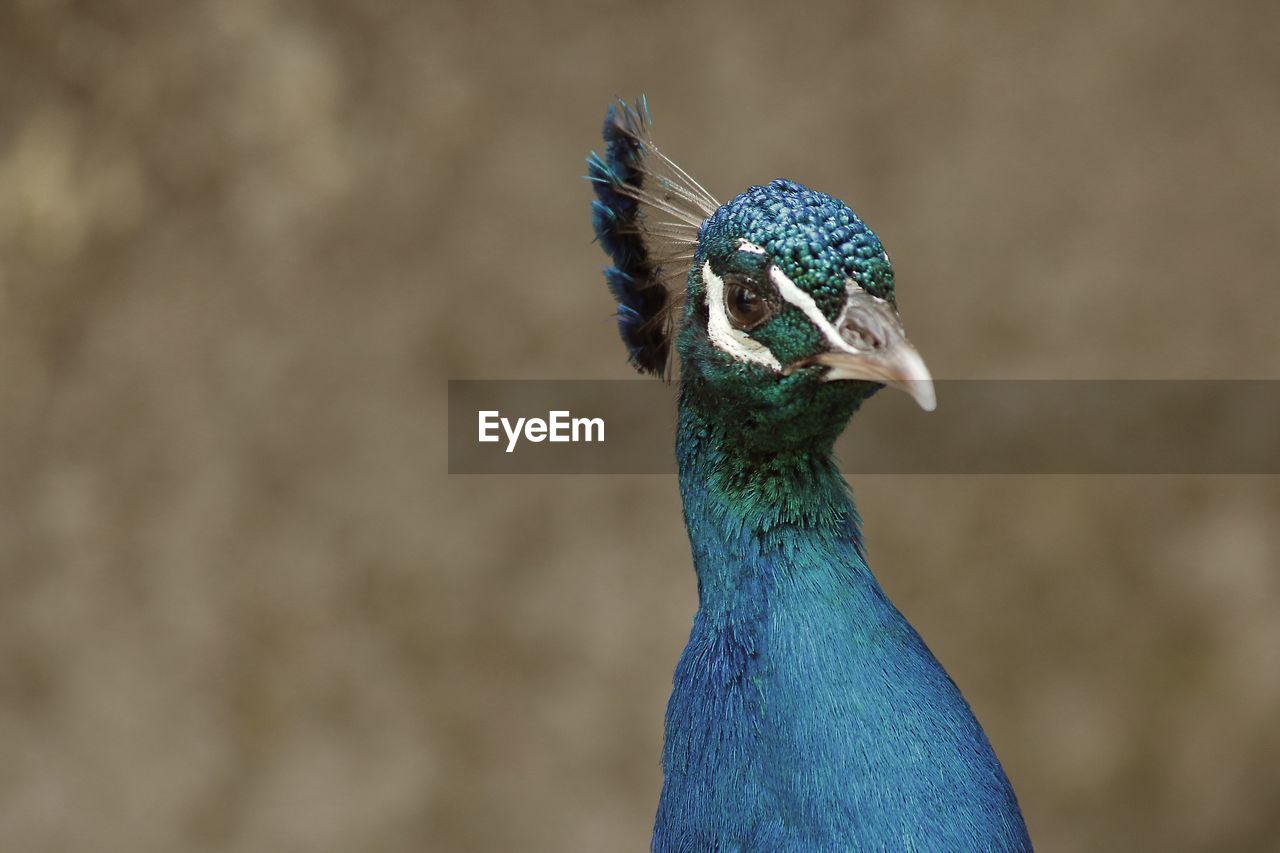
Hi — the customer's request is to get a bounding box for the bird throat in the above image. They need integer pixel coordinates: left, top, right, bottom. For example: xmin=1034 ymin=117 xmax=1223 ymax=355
xmin=673 ymin=380 xmax=870 ymax=611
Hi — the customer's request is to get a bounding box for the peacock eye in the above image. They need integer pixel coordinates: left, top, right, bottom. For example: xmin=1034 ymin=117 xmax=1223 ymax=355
xmin=724 ymin=281 xmax=772 ymax=330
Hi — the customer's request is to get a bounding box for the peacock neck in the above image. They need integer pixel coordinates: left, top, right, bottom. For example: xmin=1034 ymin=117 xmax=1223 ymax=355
xmin=674 ymin=381 xmax=872 ymax=612
xmin=659 ymin=380 xmax=1032 ymax=851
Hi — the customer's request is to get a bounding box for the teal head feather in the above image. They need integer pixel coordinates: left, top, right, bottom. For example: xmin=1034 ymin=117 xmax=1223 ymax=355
xmin=679 ymin=178 xmax=934 ymax=457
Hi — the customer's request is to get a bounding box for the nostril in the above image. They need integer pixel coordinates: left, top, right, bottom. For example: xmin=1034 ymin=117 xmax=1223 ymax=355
xmin=840 ymin=321 xmax=884 ymax=351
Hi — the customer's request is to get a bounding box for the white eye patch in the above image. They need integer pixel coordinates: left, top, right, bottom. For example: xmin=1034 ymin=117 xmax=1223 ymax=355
xmin=702 ymin=258 xmax=879 ymax=367
xmin=702 ymin=262 xmax=782 ymax=369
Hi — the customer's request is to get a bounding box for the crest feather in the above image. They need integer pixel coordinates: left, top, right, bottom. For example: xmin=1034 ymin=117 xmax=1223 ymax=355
xmin=587 ymin=97 xmax=718 ymax=377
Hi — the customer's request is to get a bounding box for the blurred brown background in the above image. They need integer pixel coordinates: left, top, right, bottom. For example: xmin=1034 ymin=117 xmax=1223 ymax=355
xmin=2 ymin=1 xmax=1279 ymax=851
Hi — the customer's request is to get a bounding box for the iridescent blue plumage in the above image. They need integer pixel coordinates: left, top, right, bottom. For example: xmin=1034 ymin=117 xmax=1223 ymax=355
xmin=587 ymin=99 xmax=1030 ymax=851
xmin=657 ymin=432 xmax=1031 ymax=850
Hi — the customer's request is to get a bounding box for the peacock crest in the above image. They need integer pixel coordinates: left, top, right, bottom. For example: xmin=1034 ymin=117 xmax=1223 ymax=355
xmin=587 ymin=96 xmax=719 ymax=378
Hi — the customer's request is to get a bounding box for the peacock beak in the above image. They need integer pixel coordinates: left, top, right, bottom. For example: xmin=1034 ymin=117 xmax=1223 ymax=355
xmin=809 ymin=344 xmax=936 ymax=412
xmin=786 ymin=289 xmax=937 ymax=411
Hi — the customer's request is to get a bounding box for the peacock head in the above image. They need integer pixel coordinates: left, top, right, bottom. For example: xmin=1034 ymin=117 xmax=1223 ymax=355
xmin=589 ymin=99 xmax=933 ymax=449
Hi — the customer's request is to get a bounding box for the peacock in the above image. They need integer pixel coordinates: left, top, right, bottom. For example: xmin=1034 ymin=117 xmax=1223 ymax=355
xmin=588 ymin=98 xmax=1031 ymax=851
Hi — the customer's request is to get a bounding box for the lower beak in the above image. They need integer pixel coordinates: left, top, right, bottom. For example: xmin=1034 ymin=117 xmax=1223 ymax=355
xmin=806 ymin=346 xmax=936 ymax=412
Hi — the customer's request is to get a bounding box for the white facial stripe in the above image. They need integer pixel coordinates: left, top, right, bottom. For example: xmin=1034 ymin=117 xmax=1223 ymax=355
xmin=767 ymin=265 xmax=862 ymax=355
xmin=737 ymin=239 xmax=767 ymax=255
xmin=702 ymin=262 xmax=782 ymax=369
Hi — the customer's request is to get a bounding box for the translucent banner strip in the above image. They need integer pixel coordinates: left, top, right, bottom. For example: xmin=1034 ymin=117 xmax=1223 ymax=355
xmin=448 ymin=380 xmax=1280 ymax=475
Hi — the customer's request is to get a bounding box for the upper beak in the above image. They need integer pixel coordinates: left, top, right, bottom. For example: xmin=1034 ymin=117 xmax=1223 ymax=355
xmin=787 ymin=289 xmax=936 ymax=412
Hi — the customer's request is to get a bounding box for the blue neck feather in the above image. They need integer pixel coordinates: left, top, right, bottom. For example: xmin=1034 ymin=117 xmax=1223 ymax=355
xmin=653 ymin=388 xmax=1032 ymax=851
